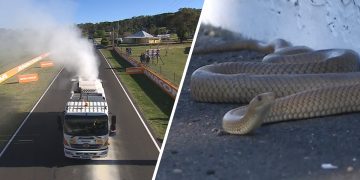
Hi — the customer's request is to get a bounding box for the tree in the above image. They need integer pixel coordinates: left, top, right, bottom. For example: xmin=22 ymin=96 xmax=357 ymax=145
xmin=148 ymin=24 xmax=157 ymax=35
xmin=171 ymin=8 xmax=201 ymax=42
xmin=157 ymin=27 xmax=168 ymax=35
xmin=77 ymin=8 xmax=201 ymax=41
xmin=94 ymin=30 xmax=106 ymax=38
xmin=101 ymin=38 xmax=109 ymax=46
xmin=176 ymin=25 xmax=188 ymax=42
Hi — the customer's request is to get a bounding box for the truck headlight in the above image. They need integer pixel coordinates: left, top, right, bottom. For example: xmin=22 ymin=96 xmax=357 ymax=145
xmin=104 ymin=139 xmax=109 ymax=145
xmin=63 ymin=138 xmax=69 ymax=146
xmin=95 ymin=139 xmax=103 ymax=144
xmin=69 ymin=138 xmax=76 ymax=144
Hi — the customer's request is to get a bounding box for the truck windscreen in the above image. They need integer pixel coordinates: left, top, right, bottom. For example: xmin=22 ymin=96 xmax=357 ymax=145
xmin=64 ymin=115 xmax=108 ymax=136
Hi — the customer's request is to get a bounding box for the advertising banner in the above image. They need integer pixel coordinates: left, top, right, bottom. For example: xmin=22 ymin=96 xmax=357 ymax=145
xmin=18 ymin=73 xmax=39 ymax=83
xmin=126 ymin=67 xmax=145 ymax=74
xmin=40 ymin=61 xmax=54 ymax=68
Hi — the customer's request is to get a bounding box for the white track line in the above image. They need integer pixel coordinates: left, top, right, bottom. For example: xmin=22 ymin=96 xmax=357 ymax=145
xmin=0 ymin=68 xmax=63 ymax=158
xmin=150 ymin=5 xmax=206 ymax=180
xmin=99 ymin=50 xmax=161 ymax=151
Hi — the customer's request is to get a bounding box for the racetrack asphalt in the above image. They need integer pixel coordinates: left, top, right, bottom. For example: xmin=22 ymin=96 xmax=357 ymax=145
xmin=0 ymin=49 xmax=159 ymax=180
xmin=155 ymin=27 xmax=360 ymax=180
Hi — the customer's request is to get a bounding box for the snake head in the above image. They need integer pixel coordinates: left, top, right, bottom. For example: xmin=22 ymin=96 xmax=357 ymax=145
xmin=223 ymin=92 xmax=275 ymax=135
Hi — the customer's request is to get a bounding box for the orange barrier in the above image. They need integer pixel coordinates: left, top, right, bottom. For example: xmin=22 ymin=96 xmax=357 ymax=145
xmin=40 ymin=61 xmax=54 ymax=68
xmin=143 ymin=68 xmax=178 ymax=98
xmin=18 ymin=73 xmax=39 ymax=83
xmin=114 ymin=48 xmax=178 ymax=99
xmin=0 ymin=53 xmax=50 ymax=84
xmin=126 ymin=67 xmax=145 ymax=74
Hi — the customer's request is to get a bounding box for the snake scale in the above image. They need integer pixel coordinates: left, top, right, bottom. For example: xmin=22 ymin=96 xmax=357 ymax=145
xmin=190 ymin=39 xmax=360 ymax=134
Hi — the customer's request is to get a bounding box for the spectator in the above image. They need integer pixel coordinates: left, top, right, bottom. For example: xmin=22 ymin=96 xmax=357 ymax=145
xmin=146 ymin=54 xmax=150 ymax=65
xmin=140 ymin=53 xmax=145 ymax=64
xmin=156 ymin=49 xmax=160 ymax=60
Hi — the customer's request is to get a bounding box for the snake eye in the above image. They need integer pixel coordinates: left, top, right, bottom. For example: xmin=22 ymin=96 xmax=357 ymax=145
xmin=257 ymin=96 xmax=262 ymax=101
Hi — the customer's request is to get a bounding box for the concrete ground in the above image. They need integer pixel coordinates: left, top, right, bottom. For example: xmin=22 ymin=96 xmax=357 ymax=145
xmin=155 ymin=25 xmax=360 ymax=180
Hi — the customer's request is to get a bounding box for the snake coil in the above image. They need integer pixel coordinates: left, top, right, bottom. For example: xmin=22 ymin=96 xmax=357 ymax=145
xmin=190 ymin=39 xmax=360 ymax=134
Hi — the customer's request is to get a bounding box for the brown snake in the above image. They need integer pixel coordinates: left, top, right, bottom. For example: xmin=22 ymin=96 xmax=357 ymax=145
xmin=190 ymin=39 xmax=360 ymax=134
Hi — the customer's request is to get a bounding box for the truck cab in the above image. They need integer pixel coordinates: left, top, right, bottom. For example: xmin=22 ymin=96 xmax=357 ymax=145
xmin=61 ymin=79 xmax=116 ymax=159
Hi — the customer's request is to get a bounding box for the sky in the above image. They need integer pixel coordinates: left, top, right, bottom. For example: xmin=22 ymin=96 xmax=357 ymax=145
xmin=0 ymin=0 xmax=204 ymax=28
xmin=202 ymin=0 xmax=360 ymax=53
xmin=74 ymin=0 xmax=204 ymax=24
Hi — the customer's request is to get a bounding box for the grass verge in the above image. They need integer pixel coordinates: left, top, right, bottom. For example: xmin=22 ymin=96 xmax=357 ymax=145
xmin=118 ymin=42 xmax=191 ymax=85
xmin=100 ymin=48 xmax=174 ymax=140
xmin=0 ymin=55 xmax=33 ymax=73
xmin=0 ymin=60 xmax=60 ymax=150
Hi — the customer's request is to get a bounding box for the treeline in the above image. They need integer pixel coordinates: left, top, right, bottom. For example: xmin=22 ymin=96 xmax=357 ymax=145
xmin=78 ymin=8 xmax=201 ymax=42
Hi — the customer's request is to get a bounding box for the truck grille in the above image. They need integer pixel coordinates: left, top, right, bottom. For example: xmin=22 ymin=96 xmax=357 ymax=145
xmin=70 ymin=144 xmax=102 ymax=149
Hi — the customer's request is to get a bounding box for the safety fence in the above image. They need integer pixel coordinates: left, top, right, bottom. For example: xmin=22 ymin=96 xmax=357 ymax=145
xmin=114 ymin=48 xmax=178 ymax=99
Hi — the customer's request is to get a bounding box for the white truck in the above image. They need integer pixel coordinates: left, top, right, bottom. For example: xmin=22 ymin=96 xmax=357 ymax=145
xmin=60 ymin=79 xmax=116 ymax=159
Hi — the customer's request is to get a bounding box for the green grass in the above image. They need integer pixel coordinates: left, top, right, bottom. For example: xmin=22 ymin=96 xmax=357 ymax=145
xmin=118 ymin=42 xmax=191 ymax=85
xmin=0 ymin=61 xmax=60 ymax=149
xmin=0 ymin=55 xmax=33 ymax=73
xmin=100 ymin=49 xmax=174 ymax=140
xmin=169 ymin=33 xmax=178 ymax=41
xmin=94 ymin=38 xmax=102 ymax=44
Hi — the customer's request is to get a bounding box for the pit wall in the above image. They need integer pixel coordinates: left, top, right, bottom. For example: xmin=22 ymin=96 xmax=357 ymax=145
xmin=113 ymin=48 xmax=178 ymax=99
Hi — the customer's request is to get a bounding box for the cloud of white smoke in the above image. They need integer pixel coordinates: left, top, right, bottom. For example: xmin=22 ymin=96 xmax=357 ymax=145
xmin=0 ymin=0 xmax=99 ymax=80
xmin=202 ymin=0 xmax=360 ymax=52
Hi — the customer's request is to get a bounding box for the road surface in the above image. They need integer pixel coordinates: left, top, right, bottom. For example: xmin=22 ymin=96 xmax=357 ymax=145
xmin=0 ymin=49 xmax=159 ymax=180
xmin=155 ymin=26 xmax=360 ymax=179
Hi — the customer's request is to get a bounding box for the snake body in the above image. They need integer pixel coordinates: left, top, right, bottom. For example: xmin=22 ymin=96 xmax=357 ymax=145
xmin=190 ymin=39 xmax=360 ymax=134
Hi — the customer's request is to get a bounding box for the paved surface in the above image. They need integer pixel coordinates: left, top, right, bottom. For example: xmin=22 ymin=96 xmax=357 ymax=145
xmin=0 ymin=49 xmax=159 ymax=180
xmin=155 ymin=26 xmax=360 ymax=180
